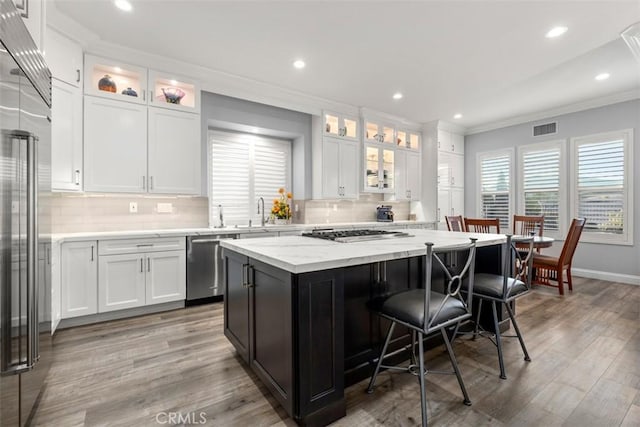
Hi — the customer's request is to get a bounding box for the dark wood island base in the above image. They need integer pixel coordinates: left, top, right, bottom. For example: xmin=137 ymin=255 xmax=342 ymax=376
xmin=223 ymin=242 xmax=505 ymax=426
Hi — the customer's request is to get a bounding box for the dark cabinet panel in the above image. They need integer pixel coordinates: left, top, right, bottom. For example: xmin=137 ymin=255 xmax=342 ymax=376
xmin=223 ymin=250 xmax=250 ymax=362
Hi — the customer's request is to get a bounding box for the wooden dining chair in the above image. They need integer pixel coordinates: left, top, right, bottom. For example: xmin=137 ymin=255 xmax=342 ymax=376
xmin=513 ymin=215 xmax=544 ymax=252
xmin=532 ymin=218 xmax=585 ymax=295
xmin=445 ymin=215 xmax=465 ymax=231
xmin=464 ymin=217 xmax=500 ymax=233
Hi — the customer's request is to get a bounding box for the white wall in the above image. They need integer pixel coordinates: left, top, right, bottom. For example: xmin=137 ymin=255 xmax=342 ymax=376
xmin=464 ymin=99 xmax=640 ymax=280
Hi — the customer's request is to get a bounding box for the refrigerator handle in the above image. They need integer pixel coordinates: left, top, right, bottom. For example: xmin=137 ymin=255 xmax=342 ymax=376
xmin=27 ymin=133 xmax=38 ymax=367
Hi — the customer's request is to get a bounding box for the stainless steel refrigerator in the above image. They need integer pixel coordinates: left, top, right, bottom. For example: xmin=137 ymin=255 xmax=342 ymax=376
xmin=0 ymin=1 xmax=52 ymax=425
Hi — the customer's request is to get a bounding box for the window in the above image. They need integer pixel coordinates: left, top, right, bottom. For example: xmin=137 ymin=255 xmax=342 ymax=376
xmin=477 ymin=150 xmax=513 ymax=231
xmin=570 ymin=129 xmax=633 ymax=245
xmin=518 ymin=141 xmax=564 ymax=236
xmin=209 ymin=130 xmax=291 ymax=226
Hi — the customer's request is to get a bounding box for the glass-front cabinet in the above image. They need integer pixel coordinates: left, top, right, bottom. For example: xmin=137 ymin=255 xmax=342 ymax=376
xmin=148 ymin=70 xmax=199 ymax=113
xmin=396 ymin=129 xmax=421 ymax=150
xmin=323 ymin=111 xmax=359 ymax=141
xmin=364 ymin=120 xmax=395 ymax=144
xmin=84 ymin=55 xmax=147 ymax=104
xmin=364 ymin=145 xmax=394 ymax=192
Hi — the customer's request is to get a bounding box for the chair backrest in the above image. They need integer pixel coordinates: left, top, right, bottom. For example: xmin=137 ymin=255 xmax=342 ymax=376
xmin=464 ymin=217 xmax=500 ymax=234
xmin=445 ymin=215 xmax=464 ymax=232
xmin=423 ymin=239 xmax=476 ymax=334
xmin=513 ymin=215 xmax=544 ymax=237
xmin=558 ymin=218 xmax=586 ymax=267
xmin=503 ymin=235 xmax=534 ymax=297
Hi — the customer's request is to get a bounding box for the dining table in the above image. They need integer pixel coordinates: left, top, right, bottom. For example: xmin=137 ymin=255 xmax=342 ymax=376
xmin=513 ymin=234 xmax=555 ymax=249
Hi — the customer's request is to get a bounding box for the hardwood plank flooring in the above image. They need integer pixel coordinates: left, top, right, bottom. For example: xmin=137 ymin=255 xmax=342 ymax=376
xmin=32 ymin=277 xmax=639 ymax=426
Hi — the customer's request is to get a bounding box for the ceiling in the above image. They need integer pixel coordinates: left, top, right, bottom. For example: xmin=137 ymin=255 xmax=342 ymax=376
xmin=52 ymin=0 xmax=640 ymax=129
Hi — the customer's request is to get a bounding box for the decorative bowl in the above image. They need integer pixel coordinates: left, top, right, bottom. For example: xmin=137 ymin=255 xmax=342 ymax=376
xmin=161 ymin=87 xmax=186 ymax=104
xmin=98 ymin=74 xmax=116 ymax=93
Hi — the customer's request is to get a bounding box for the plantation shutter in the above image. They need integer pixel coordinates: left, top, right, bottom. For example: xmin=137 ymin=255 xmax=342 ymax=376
xmin=253 ymin=139 xmax=291 ymax=223
xmin=480 ymin=153 xmax=511 ymax=230
xmin=522 ymin=148 xmax=560 ymax=231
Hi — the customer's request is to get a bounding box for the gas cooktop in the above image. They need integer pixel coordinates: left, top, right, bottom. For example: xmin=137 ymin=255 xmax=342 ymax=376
xmin=301 ymin=229 xmax=412 ymax=243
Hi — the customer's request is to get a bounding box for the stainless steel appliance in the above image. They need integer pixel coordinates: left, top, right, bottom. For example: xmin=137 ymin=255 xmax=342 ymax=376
xmin=376 ymin=205 xmax=394 ymax=222
xmin=186 ymin=234 xmax=237 ymax=301
xmin=302 ymin=229 xmax=411 ymax=243
xmin=1 ymin=2 xmax=52 ymax=425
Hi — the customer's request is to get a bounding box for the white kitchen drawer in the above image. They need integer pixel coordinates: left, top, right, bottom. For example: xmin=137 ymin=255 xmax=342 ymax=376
xmin=98 ymin=237 xmax=186 ymax=255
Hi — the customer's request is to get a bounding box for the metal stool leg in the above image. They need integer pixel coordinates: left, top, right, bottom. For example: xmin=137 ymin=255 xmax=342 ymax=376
xmin=367 ymin=322 xmax=396 ymax=393
xmin=505 ymin=303 xmax=531 ymax=362
xmin=473 ymin=299 xmax=483 ymax=340
xmin=417 ymin=331 xmax=428 ymax=427
xmin=441 ymin=328 xmax=471 ymax=406
xmin=491 ymin=300 xmax=507 ymax=380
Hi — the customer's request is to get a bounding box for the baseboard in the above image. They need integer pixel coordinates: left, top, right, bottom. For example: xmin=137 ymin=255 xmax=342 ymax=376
xmin=58 ymin=301 xmax=185 ymax=329
xmin=571 ymin=268 xmax=640 ymax=286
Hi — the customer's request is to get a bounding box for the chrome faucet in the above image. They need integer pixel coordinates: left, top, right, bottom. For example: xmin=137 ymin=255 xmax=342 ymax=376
xmin=257 ymin=197 xmax=265 ymax=226
xmin=217 ymin=204 xmax=224 ymax=228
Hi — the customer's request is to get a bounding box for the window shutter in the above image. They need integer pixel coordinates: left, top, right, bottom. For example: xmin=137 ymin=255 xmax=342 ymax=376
xmin=480 ymin=154 xmax=511 ymax=230
xmin=576 ymin=139 xmax=625 ymax=235
xmin=522 ymin=148 xmax=560 ymax=231
xmin=253 ymin=139 xmax=291 ymax=223
xmin=210 ymin=137 xmax=251 ymax=226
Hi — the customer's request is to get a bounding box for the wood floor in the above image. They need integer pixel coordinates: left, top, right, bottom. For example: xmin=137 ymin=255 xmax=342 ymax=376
xmin=33 ymin=277 xmax=640 ymax=426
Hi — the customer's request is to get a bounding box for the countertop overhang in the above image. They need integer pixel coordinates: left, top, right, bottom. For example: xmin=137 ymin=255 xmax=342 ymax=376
xmin=220 ymin=230 xmax=506 ymax=274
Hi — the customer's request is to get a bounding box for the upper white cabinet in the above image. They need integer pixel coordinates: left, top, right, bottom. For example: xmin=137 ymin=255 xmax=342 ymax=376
xmin=322 ymin=137 xmax=359 ymax=198
xmin=438 ymin=151 xmax=464 ymax=188
xmin=396 ymin=129 xmax=421 ymax=151
xmin=44 ymin=28 xmax=83 ymax=87
xmin=437 ymin=129 xmax=464 ymax=154
xmin=148 ymin=70 xmax=200 ymax=113
xmin=394 ymin=150 xmax=421 ymax=201
xmin=51 ymin=79 xmax=83 ymax=191
xmin=147 ymin=107 xmax=201 ymax=194
xmin=364 ymin=120 xmax=395 ymax=144
xmin=323 ymin=111 xmax=359 ymax=141
xmin=363 ymin=145 xmax=394 ymax=193
xmin=84 ymin=96 xmax=148 ymax=193
xmin=84 ymin=55 xmax=148 ymax=105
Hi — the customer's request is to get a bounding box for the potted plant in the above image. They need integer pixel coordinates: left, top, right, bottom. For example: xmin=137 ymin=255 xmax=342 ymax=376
xmin=271 ymin=188 xmax=292 ymax=224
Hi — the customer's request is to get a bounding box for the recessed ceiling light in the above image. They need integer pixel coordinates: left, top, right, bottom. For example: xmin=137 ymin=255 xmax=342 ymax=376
xmin=392 ymin=92 xmax=403 ymax=100
xmin=170 ymin=79 xmax=177 ymax=86
xmin=114 ymin=0 xmax=132 ymax=12
xmin=114 ymin=66 xmax=122 ymax=73
xmin=546 ymin=26 xmax=568 ymax=38
xmin=453 ymin=113 xmax=463 ymax=119
xmin=293 ymin=60 xmax=306 ymax=69
xmin=595 ymin=72 xmax=610 ymax=81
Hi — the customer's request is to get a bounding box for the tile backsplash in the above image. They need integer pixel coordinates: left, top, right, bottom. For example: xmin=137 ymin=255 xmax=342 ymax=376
xmin=51 ymin=193 xmax=410 ymax=233
xmin=51 ymin=193 xmax=209 ymax=233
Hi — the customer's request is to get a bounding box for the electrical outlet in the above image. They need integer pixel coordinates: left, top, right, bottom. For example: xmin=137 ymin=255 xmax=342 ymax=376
xmin=157 ymin=203 xmax=172 ymax=213
xmin=129 ymin=202 xmax=138 ymax=213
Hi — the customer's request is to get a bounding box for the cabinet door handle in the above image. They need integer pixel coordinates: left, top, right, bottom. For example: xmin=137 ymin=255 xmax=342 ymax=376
xmin=150 ymin=176 xmax=154 ymax=190
xmin=451 ymin=176 xmax=455 ymax=185
xmin=76 ymin=69 xmax=80 ymax=83
xmin=242 ymin=263 xmax=249 ymax=288
xmin=437 ymin=208 xmax=441 ymax=220
xmin=142 ymin=90 xmax=146 ymax=101
xmin=438 ymin=141 xmax=441 ymax=149
xmin=140 ymin=258 xmax=144 ymax=272
xmin=451 ymin=144 xmax=455 ymax=151
xmin=142 ymin=176 xmax=146 ymax=190
xmin=75 ymin=169 xmax=80 ymax=185
xmin=91 ymin=245 xmax=94 ymax=261
xmin=150 ymin=90 xmax=153 ymax=102
xmin=147 ymin=258 xmax=150 ymax=272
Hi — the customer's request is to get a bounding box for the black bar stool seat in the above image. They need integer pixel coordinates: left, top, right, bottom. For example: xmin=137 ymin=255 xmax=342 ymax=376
xmin=380 ymin=289 xmax=468 ymax=327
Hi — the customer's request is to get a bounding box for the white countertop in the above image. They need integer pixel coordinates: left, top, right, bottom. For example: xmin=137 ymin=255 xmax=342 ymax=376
xmin=51 ymin=221 xmax=434 ymax=243
xmin=220 ymin=230 xmax=506 ymax=274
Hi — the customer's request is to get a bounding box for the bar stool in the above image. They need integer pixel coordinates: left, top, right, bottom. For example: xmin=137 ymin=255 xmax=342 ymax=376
xmin=367 ymin=239 xmax=477 ymax=427
xmin=457 ymin=235 xmax=534 ymax=379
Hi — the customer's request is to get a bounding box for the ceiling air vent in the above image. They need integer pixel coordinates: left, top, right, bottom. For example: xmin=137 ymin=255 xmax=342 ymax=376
xmin=533 ymin=122 xmax=557 ymax=136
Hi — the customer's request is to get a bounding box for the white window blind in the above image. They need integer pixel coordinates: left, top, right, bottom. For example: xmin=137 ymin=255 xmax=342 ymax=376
xmin=521 ymin=147 xmax=561 ymax=232
xmin=209 ymin=131 xmax=291 ymax=226
xmin=479 ymin=152 xmax=512 ymax=231
xmin=572 ymin=130 xmax=632 ymax=244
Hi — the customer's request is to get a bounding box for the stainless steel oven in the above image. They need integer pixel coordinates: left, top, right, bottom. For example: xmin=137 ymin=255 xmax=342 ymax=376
xmin=186 ymin=234 xmax=237 ymax=301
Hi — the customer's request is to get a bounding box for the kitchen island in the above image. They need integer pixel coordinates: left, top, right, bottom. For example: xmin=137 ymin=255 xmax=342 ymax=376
xmin=221 ymin=229 xmax=506 ymax=426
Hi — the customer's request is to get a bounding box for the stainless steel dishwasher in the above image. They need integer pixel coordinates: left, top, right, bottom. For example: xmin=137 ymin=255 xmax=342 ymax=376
xmin=186 ymin=234 xmax=237 ymax=301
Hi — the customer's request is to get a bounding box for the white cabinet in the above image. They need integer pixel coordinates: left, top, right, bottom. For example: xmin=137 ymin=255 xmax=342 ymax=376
xmin=323 ymin=111 xmax=359 ymax=141
xmin=364 ymin=120 xmax=395 ymax=144
xmin=147 ymin=107 xmax=201 ymax=194
xmin=363 ymin=145 xmax=394 ymax=193
xmin=45 ymin=28 xmax=83 ymax=87
xmin=51 ymin=79 xmax=83 ymax=191
xmin=97 ymin=237 xmax=186 ymax=313
xmin=61 ymin=241 xmax=97 ymax=319
xmin=396 ymin=129 xmax=421 ymax=151
xmin=84 ymin=55 xmax=148 ymax=104
xmin=438 ymin=151 xmax=464 ymax=188
xmin=148 ymin=69 xmax=200 ymax=113
xmin=84 ymin=96 xmax=148 ymax=193
xmin=437 ymin=129 xmax=464 ymax=154
xmin=322 ymin=137 xmax=359 ymax=198
xmin=394 ymin=150 xmax=421 ymax=201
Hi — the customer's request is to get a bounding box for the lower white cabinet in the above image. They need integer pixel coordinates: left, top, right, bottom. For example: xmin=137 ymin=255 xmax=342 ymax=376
xmin=146 ymin=251 xmax=186 ymax=304
xmin=61 ymin=241 xmax=98 ymax=318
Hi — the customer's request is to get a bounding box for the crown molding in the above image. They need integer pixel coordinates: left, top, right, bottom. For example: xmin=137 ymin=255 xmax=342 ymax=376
xmin=359 ymin=107 xmax=422 ymax=129
xmin=465 ymin=88 xmax=640 ymax=135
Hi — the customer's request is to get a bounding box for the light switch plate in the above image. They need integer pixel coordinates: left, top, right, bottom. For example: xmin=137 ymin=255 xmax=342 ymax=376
xmin=157 ymin=203 xmax=173 ymax=213
xmin=129 ymin=202 xmax=138 ymax=213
